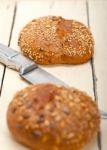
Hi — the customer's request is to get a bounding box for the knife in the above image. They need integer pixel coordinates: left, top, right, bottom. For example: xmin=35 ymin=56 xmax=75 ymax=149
xmin=0 ymin=43 xmax=67 ymax=86
xmin=0 ymin=43 xmax=107 ymax=119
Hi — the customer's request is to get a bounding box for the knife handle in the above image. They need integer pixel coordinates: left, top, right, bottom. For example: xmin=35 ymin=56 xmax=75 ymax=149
xmin=0 ymin=43 xmax=37 ymax=74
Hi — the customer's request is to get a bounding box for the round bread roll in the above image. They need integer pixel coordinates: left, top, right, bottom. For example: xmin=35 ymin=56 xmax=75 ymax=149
xmin=18 ymin=16 xmax=94 ymax=65
xmin=7 ymin=83 xmax=100 ymax=150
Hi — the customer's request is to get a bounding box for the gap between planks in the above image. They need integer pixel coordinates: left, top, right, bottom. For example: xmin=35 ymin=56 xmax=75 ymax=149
xmin=0 ymin=5 xmax=17 ymax=96
xmin=88 ymin=1 xmax=107 ymax=150
xmin=0 ymin=0 xmax=100 ymax=150
xmin=86 ymin=1 xmax=102 ymax=150
xmin=0 ymin=2 xmax=16 ymax=96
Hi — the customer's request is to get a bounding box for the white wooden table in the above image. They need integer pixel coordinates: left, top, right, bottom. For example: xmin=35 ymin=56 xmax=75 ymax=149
xmin=0 ymin=0 xmax=107 ymax=149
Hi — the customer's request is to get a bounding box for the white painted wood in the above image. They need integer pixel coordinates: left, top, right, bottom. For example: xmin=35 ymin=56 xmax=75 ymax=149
xmin=89 ymin=0 xmax=107 ymax=150
xmin=0 ymin=67 xmax=3 ymax=84
xmin=0 ymin=4 xmax=15 ymax=87
xmin=89 ymin=0 xmax=107 ymax=112
xmin=0 ymin=1 xmax=19 ymax=149
xmin=0 ymin=0 xmax=98 ymax=150
xmin=101 ymin=120 xmax=107 ymax=150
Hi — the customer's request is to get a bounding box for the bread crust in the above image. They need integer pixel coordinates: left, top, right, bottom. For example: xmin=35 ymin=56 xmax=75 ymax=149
xmin=7 ymin=83 xmax=100 ymax=150
xmin=18 ymin=16 xmax=94 ymax=65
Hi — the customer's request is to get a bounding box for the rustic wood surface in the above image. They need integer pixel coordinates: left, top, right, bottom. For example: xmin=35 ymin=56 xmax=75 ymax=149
xmin=88 ymin=1 xmax=107 ymax=150
xmin=0 ymin=3 xmax=15 ymax=92
xmin=0 ymin=0 xmax=107 ymax=150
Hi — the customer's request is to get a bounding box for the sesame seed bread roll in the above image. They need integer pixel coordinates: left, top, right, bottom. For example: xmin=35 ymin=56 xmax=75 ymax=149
xmin=18 ymin=16 xmax=94 ymax=65
xmin=7 ymin=83 xmax=100 ymax=150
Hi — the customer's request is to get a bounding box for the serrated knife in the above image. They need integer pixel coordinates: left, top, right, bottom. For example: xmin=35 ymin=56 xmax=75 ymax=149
xmin=0 ymin=43 xmax=107 ymax=119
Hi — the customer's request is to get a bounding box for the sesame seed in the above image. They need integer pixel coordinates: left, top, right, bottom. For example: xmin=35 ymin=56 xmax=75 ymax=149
xmin=18 ymin=16 xmax=94 ymax=64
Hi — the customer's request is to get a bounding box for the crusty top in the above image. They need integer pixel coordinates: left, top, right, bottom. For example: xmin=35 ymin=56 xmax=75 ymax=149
xmin=18 ymin=16 xmax=94 ymax=64
xmin=7 ymin=84 xmax=100 ymax=150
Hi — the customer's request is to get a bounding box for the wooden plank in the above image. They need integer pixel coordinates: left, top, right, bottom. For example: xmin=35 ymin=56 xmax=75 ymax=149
xmin=0 ymin=0 xmax=98 ymax=150
xmin=88 ymin=0 xmax=107 ymax=112
xmin=101 ymin=120 xmax=107 ymax=150
xmin=88 ymin=0 xmax=107 ymax=150
xmin=0 ymin=1 xmax=17 ymax=148
xmin=0 ymin=4 xmax=15 ymax=90
xmin=0 ymin=67 xmax=3 ymax=87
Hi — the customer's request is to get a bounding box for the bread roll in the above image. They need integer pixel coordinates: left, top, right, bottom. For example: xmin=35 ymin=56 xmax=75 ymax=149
xmin=7 ymin=83 xmax=100 ymax=150
xmin=18 ymin=16 xmax=94 ymax=65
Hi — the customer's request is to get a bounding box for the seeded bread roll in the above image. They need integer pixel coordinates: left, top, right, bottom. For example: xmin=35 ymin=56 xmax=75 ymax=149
xmin=7 ymin=83 xmax=100 ymax=150
xmin=18 ymin=16 xmax=94 ymax=65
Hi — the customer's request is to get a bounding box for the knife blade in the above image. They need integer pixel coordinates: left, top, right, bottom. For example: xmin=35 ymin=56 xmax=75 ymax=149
xmin=0 ymin=43 xmax=107 ymax=119
xmin=0 ymin=43 xmax=67 ymax=86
